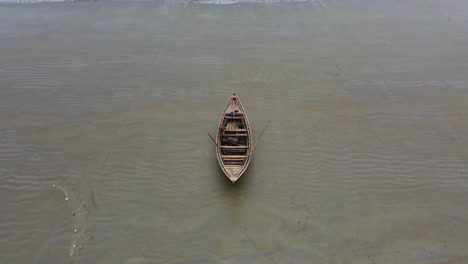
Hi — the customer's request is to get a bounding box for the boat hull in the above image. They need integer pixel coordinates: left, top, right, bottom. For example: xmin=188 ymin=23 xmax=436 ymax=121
xmin=215 ymin=92 xmax=252 ymax=183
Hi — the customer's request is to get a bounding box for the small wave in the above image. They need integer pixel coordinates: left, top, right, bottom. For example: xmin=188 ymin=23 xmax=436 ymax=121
xmin=194 ymin=0 xmax=312 ymax=4
xmin=0 ymin=0 xmax=71 ymax=3
xmin=0 ymin=0 xmax=313 ymax=4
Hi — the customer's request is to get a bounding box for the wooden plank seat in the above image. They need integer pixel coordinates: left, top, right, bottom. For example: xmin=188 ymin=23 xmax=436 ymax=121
xmin=220 ymin=145 xmax=249 ymax=148
xmin=221 ymin=134 xmax=248 ymax=137
xmin=224 ymin=129 xmax=248 ymax=132
xmin=222 ymin=155 xmax=248 ymax=159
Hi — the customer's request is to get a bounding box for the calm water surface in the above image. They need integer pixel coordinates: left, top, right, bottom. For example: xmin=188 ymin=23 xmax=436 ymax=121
xmin=1 ymin=1 xmax=467 ymax=263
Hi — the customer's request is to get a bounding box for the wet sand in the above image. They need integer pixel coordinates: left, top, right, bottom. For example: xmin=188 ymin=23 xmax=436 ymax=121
xmin=1 ymin=1 xmax=467 ymax=263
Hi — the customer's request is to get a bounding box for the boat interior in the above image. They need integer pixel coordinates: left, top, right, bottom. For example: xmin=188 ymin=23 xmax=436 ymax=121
xmin=219 ymin=109 xmax=249 ymax=165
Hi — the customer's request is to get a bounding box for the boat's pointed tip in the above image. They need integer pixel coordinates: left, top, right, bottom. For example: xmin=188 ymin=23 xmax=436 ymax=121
xmin=228 ymin=177 xmax=238 ymax=184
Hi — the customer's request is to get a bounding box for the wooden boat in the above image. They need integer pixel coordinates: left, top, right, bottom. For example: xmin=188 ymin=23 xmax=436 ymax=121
xmin=216 ymin=92 xmax=252 ymax=184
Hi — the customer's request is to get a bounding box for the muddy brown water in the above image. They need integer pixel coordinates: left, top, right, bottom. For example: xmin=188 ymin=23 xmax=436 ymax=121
xmin=1 ymin=1 xmax=467 ymax=263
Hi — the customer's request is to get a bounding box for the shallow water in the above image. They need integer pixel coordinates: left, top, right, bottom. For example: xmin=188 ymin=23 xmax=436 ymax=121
xmin=1 ymin=1 xmax=467 ymax=263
